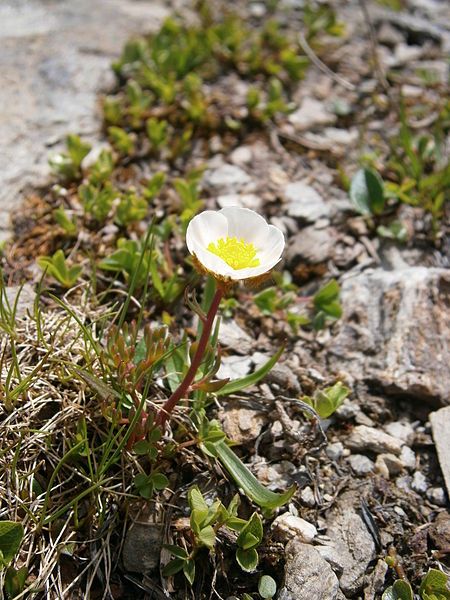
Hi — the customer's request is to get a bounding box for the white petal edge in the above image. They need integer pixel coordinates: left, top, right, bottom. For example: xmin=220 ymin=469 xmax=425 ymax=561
xmin=186 ymin=211 xmax=228 ymax=255
xmin=218 ymin=206 xmax=270 ymax=248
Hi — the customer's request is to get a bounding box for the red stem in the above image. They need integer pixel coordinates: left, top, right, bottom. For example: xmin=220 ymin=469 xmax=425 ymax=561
xmin=157 ymin=287 xmax=224 ymax=427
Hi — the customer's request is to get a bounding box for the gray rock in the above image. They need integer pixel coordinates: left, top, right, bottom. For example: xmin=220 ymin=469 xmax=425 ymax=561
xmin=0 ymin=0 xmax=172 ymax=242
xmin=3 ymin=284 xmax=36 ymax=319
xmin=348 ymin=454 xmax=374 ymax=476
xmin=299 ymin=486 xmax=316 ymax=507
xmin=284 ymin=181 xmax=330 ymax=221
xmin=399 ymin=445 xmax=416 ymax=470
xmin=346 ymin=425 xmax=403 ymax=456
xmin=412 ymin=471 xmax=428 ymax=494
xmin=218 ymin=319 xmax=254 ymax=355
xmin=205 ymin=164 xmax=252 ymax=192
xmin=286 ymin=226 xmax=335 ymax=266
xmin=217 ymin=355 xmax=252 ymax=380
xmin=430 ymin=406 xmax=450 ymax=497
xmin=328 ymin=268 xmax=450 ymax=406
xmin=319 ymin=492 xmax=376 ymax=595
xmin=288 ymin=97 xmax=336 ymax=131
xmin=229 ymin=145 xmax=253 ymax=165
xmin=384 ymin=421 xmax=415 ymax=444
xmin=278 ymin=541 xmax=340 ymax=600
xmin=326 ymin=442 xmax=344 ymax=461
xmin=122 ymin=521 xmax=162 ymax=573
xmin=426 ymin=487 xmax=447 ymax=507
xmin=272 ymin=513 xmax=318 ymax=543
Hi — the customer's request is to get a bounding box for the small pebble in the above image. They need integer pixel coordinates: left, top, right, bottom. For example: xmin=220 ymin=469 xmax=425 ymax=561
xmin=384 ymin=421 xmax=414 ymax=444
xmin=400 ymin=446 xmax=416 ymax=470
xmin=300 ymin=486 xmax=316 ymax=507
xmin=412 ymin=471 xmax=428 ymax=494
xmin=426 ymin=487 xmax=447 ymax=507
xmin=396 ymin=475 xmax=412 ymax=492
xmin=326 ymin=442 xmax=344 ymax=461
xmin=348 ymin=454 xmax=374 ymax=476
xmin=272 ymin=513 xmax=318 ymax=543
xmin=376 ymin=453 xmax=404 ymax=478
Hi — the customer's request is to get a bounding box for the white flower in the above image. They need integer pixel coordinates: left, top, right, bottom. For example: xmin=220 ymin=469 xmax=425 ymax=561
xmin=186 ymin=207 xmax=285 ymax=281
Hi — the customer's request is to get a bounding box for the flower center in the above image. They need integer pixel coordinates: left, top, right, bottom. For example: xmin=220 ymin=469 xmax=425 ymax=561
xmin=207 ymin=236 xmax=260 ymax=270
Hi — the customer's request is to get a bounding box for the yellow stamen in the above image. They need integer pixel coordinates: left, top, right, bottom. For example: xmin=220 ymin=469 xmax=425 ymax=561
xmin=207 ymin=236 xmax=260 ymax=270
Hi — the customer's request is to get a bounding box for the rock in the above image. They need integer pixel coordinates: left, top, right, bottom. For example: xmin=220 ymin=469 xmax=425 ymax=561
xmin=4 ymin=284 xmax=36 ymax=319
xmin=122 ymin=520 xmax=162 ymax=573
xmin=318 ymin=493 xmax=376 ymax=595
xmin=256 ymin=461 xmax=296 ymax=491
xmin=348 ymin=454 xmax=374 ymax=476
xmin=272 ymin=513 xmax=318 ymax=543
xmin=278 ymin=541 xmax=340 ymax=600
xmin=429 ymin=512 xmax=450 ymax=552
xmin=326 ymin=442 xmax=344 ymax=461
xmin=205 ymin=164 xmax=252 ymax=192
xmin=229 ymin=145 xmax=253 ymax=165
xmin=411 ymin=471 xmax=428 ymax=494
xmin=375 ymin=453 xmax=404 ymax=478
xmin=218 ymin=319 xmax=254 ymax=355
xmin=288 ymin=97 xmax=336 ymax=131
xmin=284 ymin=181 xmax=330 ymax=221
xmin=220 ymin=400 xmax=267 ymax=444
xmin=430 ymin=406 xmax=450 ymax=496
xmin=217 ymin=355 xmax=252 ymax=380
xmin=346 ymin=425 xmax=403 ymax=456
xmin=299 ymin=486 xmax=316 ymax=507
xmin=426 ymin=487 xmax=447 ymax=507
xmin=384 ymin=421 xmax=414 ymax=444
xmin=400 ymin=445 xmax=416 ymax=470
xmin=286 ymin=226 xmax=335 ymax=267
xmin=328 ymin=268 xmax=450 ymax=406
xmin=216 ymin=193 xmax=262 ymax=211
xmin=364 ymin=558 xmax=389 ymax=600
xmin=0 ymin=0 xmax=172 ymax=242
xmin=396 ymin=475 xmax=413 ymax=492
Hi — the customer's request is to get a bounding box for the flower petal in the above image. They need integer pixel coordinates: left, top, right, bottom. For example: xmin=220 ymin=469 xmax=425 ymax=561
xmin=257 ymin=224 xmax=285 ymax=263
xmin=218 ymin=207 xmax=270 ymax=247
xmin=186 ymin=211 xmax=228 ymax=255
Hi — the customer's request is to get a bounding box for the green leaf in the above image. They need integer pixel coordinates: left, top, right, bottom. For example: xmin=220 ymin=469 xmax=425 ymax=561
xmin=382 ymin=580 xmax=414 ymax=600
xmin=217 ymin=346 xmax=284 ymax=396
xmin=198 ymin=525 xmax=216 ymax=549
xmin=183 ymin=558 xmax=196 ymax=585
xmin=163 ymin=558 xmax=185 ymax=577
xmin=164 ymin=544 xmax=189 ymax=560
xmin=0 ymin=521 xmax=24 ymax=567
xmin=313 ymin=279 xmax=340 ymax=306
xmin=215 ymin=441 xmax=296 ymax=511
xmin=237 ymin=513 xmax=263 ymax=550
xmin=236 ymin=547 xmax=259 ymax=572
xmin=134 ymin=474 xmax=154 ymax=499
xmin=4 ymin=565 xmax=28 ymax=598
xmin=188 ymin=487 xmax=209 ymax=512
xmin=420 ymin=569 xmax=450 ymax=600
xmin=350 ymin=168 xmax=385 ymax=215
xmin=151 ymin=473 xmax=169 ymax=490
xmin=259 ymin=574 xmax=277 ymax=599
xmin=67 ymin=134 xmax=91 ymax=167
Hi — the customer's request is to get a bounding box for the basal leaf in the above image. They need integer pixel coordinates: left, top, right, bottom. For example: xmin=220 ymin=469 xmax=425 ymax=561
xmin=382 ymin=580 xmax=414 ymax=600
xmin=0 ymin=521 xmax=24 ymax=567
xmin=350 ymin=168 xmax=385 ymax=215
xmin=259 ymin=575 xmax=277 ymax=599
xmin=236 ymin=547 xmax=259 ymax=572
xmin=215 ymin=441 xmax=296 ymax=510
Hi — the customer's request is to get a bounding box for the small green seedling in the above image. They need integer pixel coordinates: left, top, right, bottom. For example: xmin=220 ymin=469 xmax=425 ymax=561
xmin=37 ymin=250 xmax=83 ymax=288
xmin=302 ymin=381 xmax=350 ymax=419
